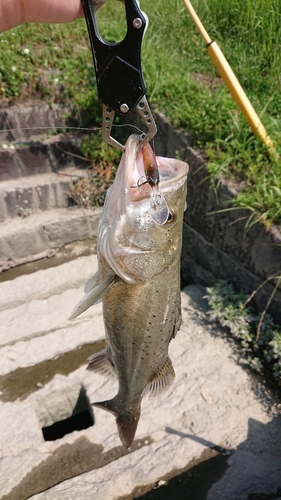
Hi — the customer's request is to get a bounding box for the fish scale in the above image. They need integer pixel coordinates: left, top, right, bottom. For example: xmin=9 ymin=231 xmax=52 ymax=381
xmin=103 ymin=265 xmax=180 ymax=372
xmin=69 ymin=135 xmax=188 ymax=448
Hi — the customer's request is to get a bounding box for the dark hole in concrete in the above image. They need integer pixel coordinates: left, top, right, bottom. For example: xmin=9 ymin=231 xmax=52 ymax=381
xmin=41 ymin=386 xmax=94 ymax=441
xmin=42 ymin=409 xmax=94 ymax=441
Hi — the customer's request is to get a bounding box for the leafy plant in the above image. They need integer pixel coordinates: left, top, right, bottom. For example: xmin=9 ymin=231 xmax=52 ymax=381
xmin=18 ymin=207 xmax=32 ymax=218
xmin=205 ymin=280 xmax=281 ymax=380
xmin=70 ymin=130 xmax=122 ymax=208
xmin=80 ymin=131 xmax=122 ymax=168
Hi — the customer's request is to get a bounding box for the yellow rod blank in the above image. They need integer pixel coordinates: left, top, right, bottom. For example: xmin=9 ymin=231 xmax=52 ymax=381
xmin=182 ymin=0 xmax=275 ymax=156
xmin=182 ymin=0 xmax=211 ymax=44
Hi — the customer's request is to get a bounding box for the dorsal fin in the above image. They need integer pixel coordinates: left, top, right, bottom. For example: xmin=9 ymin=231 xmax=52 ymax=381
xmin=143 ymin=355 xmax=175 ymax=399
xmin=87 ymin=349 xmax=116 ymax=380
xmin=69 ymin=272 xmax=117 ymax=319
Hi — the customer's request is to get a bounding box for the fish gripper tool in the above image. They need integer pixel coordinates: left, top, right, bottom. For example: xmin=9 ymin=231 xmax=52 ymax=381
xmin=81 ymin=0 xmax=157 ymax=151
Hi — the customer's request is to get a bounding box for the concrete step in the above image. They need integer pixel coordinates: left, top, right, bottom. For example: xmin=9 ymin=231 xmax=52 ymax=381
xmin=0 ymin=255 xmax=102 ymax=375
xmin=0 ymin=132 xmax=85 ymax=181
xmin=0 ymin=261 xmax=279 ymax=499
xmin=0 ymin=102 xmax=76 ymax=143
xmin=0 ymin=103 xmax=279 ymax=499
xmin=0 ymin=103 xmax=92 ymax=182
xmin=0 ymin=206 xmax=101 ymax=272
xmin=0 ymin=171 xmax=86 ymax=222
xmin=0 ymin=254 xmax=98 ymax=312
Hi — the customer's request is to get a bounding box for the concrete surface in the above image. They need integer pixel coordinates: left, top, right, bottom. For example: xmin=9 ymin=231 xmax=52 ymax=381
xmin=0 ymin=207 xmax=101 ymax=272
xmin=0 ymin=255 xmax=280 ymax=500
xmin=0 ymin=172 xmax=76 ymax=221
xmin=0 ymin=102 xmax=280 ymax=498
xmin=182 ymin=153 xmax=281 ymax=324
xmin=0 ymin=103 xmax=75 ymax=143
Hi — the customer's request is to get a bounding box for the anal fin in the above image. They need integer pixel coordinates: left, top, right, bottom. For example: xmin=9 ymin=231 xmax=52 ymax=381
xmin=143 ymin=355 xmax=175 ymax=399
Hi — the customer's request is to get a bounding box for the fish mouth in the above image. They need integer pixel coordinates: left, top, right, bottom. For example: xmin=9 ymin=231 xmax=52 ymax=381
xmin=98 ymin=134 xmax=189 ymax=283
xmin=124 ymin=135 xmax=189 ymax=203
xmin=100 ymin=133 xmax=189 ymax=242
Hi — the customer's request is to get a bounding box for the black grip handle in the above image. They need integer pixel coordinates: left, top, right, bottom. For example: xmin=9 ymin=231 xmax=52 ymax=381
xmin=81 ymin=0 xmax=147 ymax=113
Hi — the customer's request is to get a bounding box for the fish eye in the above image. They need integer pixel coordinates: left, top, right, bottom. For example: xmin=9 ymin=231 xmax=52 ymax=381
xmin=166 ymin=209 xmax=175 ymax=224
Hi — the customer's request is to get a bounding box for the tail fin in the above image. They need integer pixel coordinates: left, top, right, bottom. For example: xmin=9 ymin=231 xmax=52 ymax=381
xmin=93 ymin=398 xmax=140 ymax=449
xmin=116 ymin=412 xmax=140 ymax=449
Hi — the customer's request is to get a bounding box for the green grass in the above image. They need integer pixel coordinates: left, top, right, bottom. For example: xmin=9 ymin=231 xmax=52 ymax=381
xmin=1 ymin=0 xmax=281 ymax=225
xmin=206 ymin=280 xmax=281 ymax=382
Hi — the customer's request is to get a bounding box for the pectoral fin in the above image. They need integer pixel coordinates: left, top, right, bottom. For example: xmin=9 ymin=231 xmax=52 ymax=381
xmin=69 ymin=272 xmax=117 ymax=320
xmin=84 ymin=271 xmax=99 ymax=293
xmin=87 ymin=349 xmax=116 ymax=380
xmin=143 ymin=355 xmax=175 ymax=399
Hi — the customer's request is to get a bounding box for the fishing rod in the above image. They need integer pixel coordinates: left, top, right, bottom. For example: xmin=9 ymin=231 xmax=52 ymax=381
xmin=182 ymin=0 xmax=276 ymax=157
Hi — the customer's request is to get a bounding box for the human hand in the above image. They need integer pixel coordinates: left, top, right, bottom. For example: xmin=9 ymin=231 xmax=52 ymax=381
xmin=0 ymin=0 xmax=84 ymax=33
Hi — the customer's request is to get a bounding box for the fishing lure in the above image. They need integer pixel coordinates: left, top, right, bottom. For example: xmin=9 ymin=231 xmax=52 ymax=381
xmin=142 ymin=143 xmax=169 ymax=225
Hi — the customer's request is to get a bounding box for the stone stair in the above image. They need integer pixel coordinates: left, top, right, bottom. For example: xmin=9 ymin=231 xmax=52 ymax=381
xmin=0 ymin=103 xmax=101 ymax=272
xmin=0 ymin=256 xmax=279 ymax=500
xmin=0 ymin=172 xmax=74 ymax=220
xmin=0 ymin=103 xmax=280 ymax=499
xmin=0 ymin=102 xmax=194 ymax=273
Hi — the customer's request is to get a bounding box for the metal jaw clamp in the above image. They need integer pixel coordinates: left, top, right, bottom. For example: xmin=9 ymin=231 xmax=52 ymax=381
xmin=81 ymin=0 xmax=157 ymax=151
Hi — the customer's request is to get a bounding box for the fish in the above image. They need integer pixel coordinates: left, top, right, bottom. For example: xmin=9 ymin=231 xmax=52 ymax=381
xmin=69 ymin=134 xmax=189 ymax=448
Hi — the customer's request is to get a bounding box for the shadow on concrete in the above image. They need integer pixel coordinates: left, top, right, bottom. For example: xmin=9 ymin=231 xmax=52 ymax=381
xmin=133 ymin=442 xmax=229 ymax=500
xmin=132 ymin=416 xmax=281 ymax=500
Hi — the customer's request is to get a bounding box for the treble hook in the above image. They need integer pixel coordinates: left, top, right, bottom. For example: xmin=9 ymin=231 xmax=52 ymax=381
xmin=142 ymin=143 xmax=169 ymax=225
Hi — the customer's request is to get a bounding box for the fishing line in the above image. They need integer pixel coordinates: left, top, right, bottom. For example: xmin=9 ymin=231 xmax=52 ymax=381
xmin=0 ymin=123 xmax=144 ymax=135
xmin=0 ymin=126 xmax=100 ymax=134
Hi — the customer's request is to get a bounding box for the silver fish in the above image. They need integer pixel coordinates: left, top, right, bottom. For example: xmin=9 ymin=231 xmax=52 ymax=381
xmin=69 ymin=135 xmax=189 ymax=448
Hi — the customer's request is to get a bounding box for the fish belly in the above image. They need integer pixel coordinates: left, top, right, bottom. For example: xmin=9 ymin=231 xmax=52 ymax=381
xmin=102 ymin=257 xmax=181 ymax=403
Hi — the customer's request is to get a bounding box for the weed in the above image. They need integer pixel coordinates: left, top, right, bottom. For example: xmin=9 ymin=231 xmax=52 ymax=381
xmin=70 ymin=130 xmax=122 ymax=208
xmin=80 ymin=131 xmax=122 ymax=168
xmin=206 ymin=280 xmax=281 ymax=381
xmin=18 ymin=207 xmax=32 ymax=218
